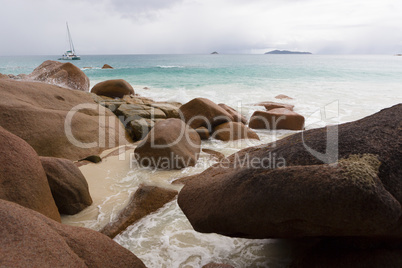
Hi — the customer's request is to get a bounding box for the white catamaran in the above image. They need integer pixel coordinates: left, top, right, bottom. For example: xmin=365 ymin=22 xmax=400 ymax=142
xmin=59 ymin=22 xmax=81 ymax=60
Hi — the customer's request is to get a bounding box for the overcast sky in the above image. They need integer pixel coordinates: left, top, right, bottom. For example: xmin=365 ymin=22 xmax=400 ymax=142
xmin=1 ymin=0 xmax=402 ymax=55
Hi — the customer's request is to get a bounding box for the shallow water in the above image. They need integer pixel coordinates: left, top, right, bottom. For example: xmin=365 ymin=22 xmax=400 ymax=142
xmin=62 ymin=140 xmax=300 ymax=267
xmin=114 ymin=200 xmax=295 ymax=268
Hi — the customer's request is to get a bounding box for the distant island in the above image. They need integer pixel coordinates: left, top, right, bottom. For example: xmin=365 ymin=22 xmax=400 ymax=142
xmin=265 ymin=50 xmax=312 ymax=55
xmin=211 ymin=51 xmax=219 ymax=54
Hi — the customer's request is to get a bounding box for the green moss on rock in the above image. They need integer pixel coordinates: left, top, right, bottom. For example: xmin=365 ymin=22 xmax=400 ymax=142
xmin=337 ymin=154 xmax=381 ymax=186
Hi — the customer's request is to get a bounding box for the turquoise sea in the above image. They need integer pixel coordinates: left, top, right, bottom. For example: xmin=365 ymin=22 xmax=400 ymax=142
xmin=1 ymin=54 xmax=402 ymax=267
xmin=1 ymin=54 xmax=401 ymax=124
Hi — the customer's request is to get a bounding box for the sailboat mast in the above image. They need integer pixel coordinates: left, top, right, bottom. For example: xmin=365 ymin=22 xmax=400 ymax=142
xmin=66 ymin=22 xmax=76 ymax=54
xmin=59 ymin=22 xmax=80 ymax=60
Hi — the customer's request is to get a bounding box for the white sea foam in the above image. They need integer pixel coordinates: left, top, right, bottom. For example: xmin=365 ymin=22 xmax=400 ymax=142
xmin=135 ymin=79 xmax=401 ymax=128
xmin=114 ymin=200 xmax=294 ymax=268
xmin=61 ymin=137 xmax=298 ymax=266
xmin=157 ymin=65 xmax=185 ymax=69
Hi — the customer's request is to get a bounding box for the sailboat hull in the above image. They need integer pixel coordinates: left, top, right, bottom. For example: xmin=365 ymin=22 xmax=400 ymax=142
xmin=58 ymin=56 xmax=81 ymax=60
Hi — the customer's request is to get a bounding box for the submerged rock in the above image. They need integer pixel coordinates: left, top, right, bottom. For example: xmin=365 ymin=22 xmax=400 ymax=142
xmin=202 ymin=148 xmax=226 ymax=161
xmin=0 ymin=127 xmax=61 ymax=222
xmin=135 ymin=118 xmax=201 ymax=169
xmin=275 ymin=94 xmax=294 ymax=100
xmin=179 ymin=98 xmax=234 ymax=129
xmin=40 ymin=157 xmax=93 ymax=215
xmin=101 ymin=184 xmax=177 ymax=238
xmin=0 ymin=199 xmax=146 ymax=267
xmin=178 ymin=104 xmax=402 ymax=239
xmin=102 ymin=64 xmax=114 ymax=69
xmin=91 ymin=79 xmax=135 ymax=98
xmin=28 ymin=60 xmax=90 ymax=91
xmin=249 ymin=108 xmax=305 ymax=130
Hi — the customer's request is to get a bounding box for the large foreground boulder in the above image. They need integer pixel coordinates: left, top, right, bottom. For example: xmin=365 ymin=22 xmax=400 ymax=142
xmin=135 ymin=118 xmax=201 ymax=169
xmin=91 ymin=79 xmax=135 ymax=98
xmin=0 ymin=127 xmax=61 ymax=222
xmin=178 ymin=104 xmax=402 ymax=239
xmin=179 ymin=154 xmax=400 ymax=238
xmin=179 ymin=98 xmax=234 ymax=129
xmin=28 ymin=60 xmax=90 ymax=91
xmin=40 ymin=157 xmax=93 ymax=215
xmin=0 ymin=199 xmax=145 ymax=267
xmin=101 ymin=184 xmax=177 ymax=238
xmin=0 ymin=79 xmax=130 ymax=160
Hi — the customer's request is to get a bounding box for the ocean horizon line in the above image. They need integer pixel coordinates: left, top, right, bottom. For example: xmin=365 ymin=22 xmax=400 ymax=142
xmin=1 ymin=53 xmax=400 ymax=57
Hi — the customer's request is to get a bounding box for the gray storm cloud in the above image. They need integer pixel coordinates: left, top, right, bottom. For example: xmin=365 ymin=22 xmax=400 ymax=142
xmin=0 ymin=0 xmax=401 ymax=55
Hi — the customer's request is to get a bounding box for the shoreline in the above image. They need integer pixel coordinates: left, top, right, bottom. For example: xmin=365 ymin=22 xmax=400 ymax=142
xmin=1 ymin=58 xmax=401 ymax=267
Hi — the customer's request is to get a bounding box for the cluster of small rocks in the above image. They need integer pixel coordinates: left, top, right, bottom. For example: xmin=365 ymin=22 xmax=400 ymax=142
xmin=91 ymin=91 xmax=181 ymax=142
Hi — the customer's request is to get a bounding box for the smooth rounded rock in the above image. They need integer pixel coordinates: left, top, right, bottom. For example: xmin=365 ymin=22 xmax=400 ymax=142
xmin=135 ymin=118 xmax=201 ymax=169
xmin=249 ymin=108 xmax=305 ymax=130
xmin=179 ymin=98 xmax=234 ymax=129
xmin=0 ymin=127 xmax=61 ymax=222
xmin=28 ymin=60 xmax=90 ymax=91
xmin=91 ymin=79 xmax=135 ymax=98
xmin=40 ymin=157 xmax=93 ymax=215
